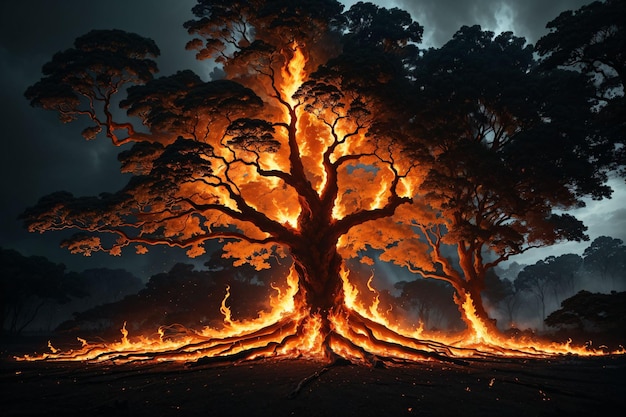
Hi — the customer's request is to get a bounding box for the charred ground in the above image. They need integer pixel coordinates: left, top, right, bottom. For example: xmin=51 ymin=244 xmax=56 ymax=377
xmin=1 ymin=346 xmax=624 ymax=417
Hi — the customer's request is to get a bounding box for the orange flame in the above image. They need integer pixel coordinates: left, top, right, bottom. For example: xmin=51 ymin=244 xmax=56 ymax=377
xmin=281 ymin=43 xmax=307 ymax=106
xmin=16 ymin=266 xmax=623 ymax=364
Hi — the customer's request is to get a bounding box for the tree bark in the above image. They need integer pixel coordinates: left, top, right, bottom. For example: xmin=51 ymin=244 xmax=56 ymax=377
xmin=292 ymin=242 xmax=344 ymax=309
xmin=290 ymin=235 xmax=345 ymax=358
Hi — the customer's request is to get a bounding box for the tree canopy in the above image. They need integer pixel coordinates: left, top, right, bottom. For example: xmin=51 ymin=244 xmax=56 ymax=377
xmin=536 ymin=0 xmax=625 ymax=175
xmin=582 ymin=236 xmax=626 ymax=286
xmin=545 ymin=290 xmax=626 ymax=336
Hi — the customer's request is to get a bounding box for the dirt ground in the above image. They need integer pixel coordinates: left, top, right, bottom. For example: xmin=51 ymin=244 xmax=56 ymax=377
xmin=1 ymin=349 xmax=625 ymax=417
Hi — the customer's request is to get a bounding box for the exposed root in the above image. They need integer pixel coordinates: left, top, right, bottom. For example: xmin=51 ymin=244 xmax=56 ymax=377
xmin=191 ymin=317 xmax=307 ymax=366
xmin=19 ymin=304 xmax=599 ymax=366
xmin=183 ymin=308 xmax=473 ymax=368
xmin=336 ymin=310 xmax=470 ymax=366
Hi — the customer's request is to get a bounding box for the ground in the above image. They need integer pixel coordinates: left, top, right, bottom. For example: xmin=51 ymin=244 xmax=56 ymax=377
xmin=1 ymin=341 xmax=625 ymax=416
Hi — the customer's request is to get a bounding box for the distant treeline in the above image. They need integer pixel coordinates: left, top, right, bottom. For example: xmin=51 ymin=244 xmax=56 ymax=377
xmin=2 ymin=235 xmax=624 ymax=339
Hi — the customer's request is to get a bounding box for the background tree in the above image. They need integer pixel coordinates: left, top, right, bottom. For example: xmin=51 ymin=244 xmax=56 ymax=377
xmin=496 ymin=262 xmax=525 ymax=282
xmin=78 ymin=268 xmax=143 ymax=305
xmin=514 ymin=261 xmax=552 ymax=328
xmin=582 ymin=236 xmax=626 ymax=290
xmin=356 ymin=25 xmax=606 ymax=335
xmin=497 ymin=282 xmax=522 ymax=330
xmin=0 ymin=248 xmax=87 ymax=336
xmin=536 ymin=0 xmax=625 ymax=175
xmin=545 ymin=290 xmax=626 ymax=346
xmin=515 ymin=254 xmax=583 ymax=326
xmin=58 ymin=255 xmax=289 ymax=337
xmin=394 ymin=279 xmax=463 ymax=331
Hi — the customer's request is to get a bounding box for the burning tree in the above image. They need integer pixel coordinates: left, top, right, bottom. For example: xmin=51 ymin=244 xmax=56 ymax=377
xmin=368 ymin=25 xmax=611 ymax=337
xmin=20 ymin=0 xmax=617 ymax=364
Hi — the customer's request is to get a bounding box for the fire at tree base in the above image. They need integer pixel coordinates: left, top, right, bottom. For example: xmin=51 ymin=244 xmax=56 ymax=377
xmin=16 ymin=267 xmax=623 ymax=365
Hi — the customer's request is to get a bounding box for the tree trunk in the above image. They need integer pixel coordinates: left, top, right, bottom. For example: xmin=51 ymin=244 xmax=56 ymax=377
xmin=290 ymin=237 xmax=345 ymax=358
xmin=449 ymin=280 xmax=499 ymax=337
xmin=466 ymin=283 xmax=498 ymax=332
xmin=454 ymin=249 xmax=499 ymax=336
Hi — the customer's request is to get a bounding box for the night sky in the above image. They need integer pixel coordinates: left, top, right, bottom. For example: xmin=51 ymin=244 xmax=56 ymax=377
xmin=1 ymin=0 xmax=623 ymax=280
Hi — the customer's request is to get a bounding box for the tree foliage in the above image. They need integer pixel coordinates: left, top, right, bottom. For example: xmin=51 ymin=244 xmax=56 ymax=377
xmin=582 ymin=236 xmax=626 ymax=286
xmin=24 ymin=30 xmax=160 ymax=145
xmin=536 ymin=0 xmax=626 ymax=174
xmin=545 ymin=290 xmax=626 ymax=336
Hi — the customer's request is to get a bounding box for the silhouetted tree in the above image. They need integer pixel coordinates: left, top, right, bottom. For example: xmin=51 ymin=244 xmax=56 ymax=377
xmin=395 ymin=279 xmax=462 ymax=331
xmin=536 ymin=0 xmax=625 ymax=174
xmin=482 ymin=271 xmax=511 ymax=307
xmin=60 ymin=256 xmax=289 ymax=336
xmin=496 ymin=262 xmax=525 ymax=282
xmin=582 ymin=236 xmax=626 ymax=289
xmin=500 ymin=286 xmax=522 ymax=330
xmin=545 ymin=290 xmax=626 ymax=342
xmin=79 ymin=268 xmax=143 ymax=303
xmin=515 ymin=254 xmax=583 ymax=326
xmin=0 ymin=248 xmax=87 ymax=336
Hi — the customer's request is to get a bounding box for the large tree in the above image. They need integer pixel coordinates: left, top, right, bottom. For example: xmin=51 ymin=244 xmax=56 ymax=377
xmin=346 ymin=25 xmax=608 ymax=336
xmin=22 ymin=1 xmax=446 ymax=364
xmin=21 ymin=1 xmax=612 ymax=363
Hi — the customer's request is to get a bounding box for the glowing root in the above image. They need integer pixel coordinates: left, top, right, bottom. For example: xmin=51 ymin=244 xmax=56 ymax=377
xmin=328 ymin=308 xmax=469 ymax=366
xmin=20 ymin=309 xmax=472 ymax=367
xmin=19 ymin=306 xmax=618 ymax=365
xmin=188 ymin=310 xmax=470 ymax=367
xmin=202 ymin=309 xmax=472 ymax=366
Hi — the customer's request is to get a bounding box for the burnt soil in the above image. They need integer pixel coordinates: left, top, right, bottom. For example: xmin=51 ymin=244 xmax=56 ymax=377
xmin=1 ymin=344 xmax=625 ymax=417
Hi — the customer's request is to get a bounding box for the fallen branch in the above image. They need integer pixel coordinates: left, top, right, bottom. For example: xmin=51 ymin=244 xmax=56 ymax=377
xmin=288 ymin=366 xmax=330 ymax=398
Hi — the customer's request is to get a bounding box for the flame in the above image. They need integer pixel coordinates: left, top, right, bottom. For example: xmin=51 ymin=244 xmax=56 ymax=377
xmin=16 ymin=266 xmax=623 ymax=364
xmin=457 ymin=292 xmax=492 ymax=345
xmin=47 ymin=341 xmax=58 ymax=354
xmin=219 ymin=285 xmax=234 ymax=326
xmin=281 ymin=43 xmax=307 ymax=107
